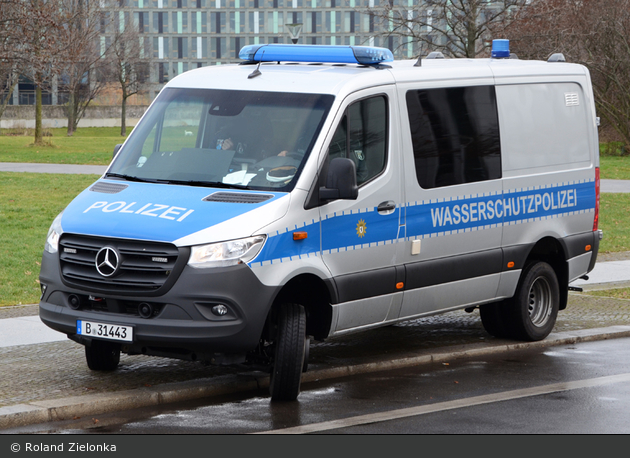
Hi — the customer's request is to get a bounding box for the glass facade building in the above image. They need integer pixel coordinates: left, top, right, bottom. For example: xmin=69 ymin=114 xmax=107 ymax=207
xmin=109 ymin=0 xmax=422 ymax=97
xmin=3 ymin=1 xmax=511 ymax=106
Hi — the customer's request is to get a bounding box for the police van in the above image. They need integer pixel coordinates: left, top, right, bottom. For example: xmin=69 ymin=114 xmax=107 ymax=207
xmin=39 ymin=41 xmax=602 ymax=401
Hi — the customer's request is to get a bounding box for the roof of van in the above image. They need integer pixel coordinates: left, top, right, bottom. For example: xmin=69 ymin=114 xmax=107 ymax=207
xmin=164 ymin=57 xmax=590 ymax=96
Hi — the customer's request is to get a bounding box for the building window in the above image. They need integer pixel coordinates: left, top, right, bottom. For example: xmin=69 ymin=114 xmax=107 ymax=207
xmin=309 ymin=11 xmax=320 ymax=33
xmin=213 ymin=37 xmax=224 ymax=59
xmin=192 ymin=11 xmax=207 ymax=33
xmin=231 ymin=36 xmax=242 ymax=58
xmin=153 ymin=11 xmax=167 ymax=33
xmin=175 ymin=36 xmax=187 ymax=58
xmin=212 ymin=12 xmax=226 ymax=33
xmin=158 ymin=62 xmax=168 ymax=83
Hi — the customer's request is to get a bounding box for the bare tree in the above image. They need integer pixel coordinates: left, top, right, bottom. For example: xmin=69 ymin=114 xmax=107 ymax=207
xmin=2 ymin=0 xmax=73 ymax=144
xmin=57 ymin=0 xmax=109 ymax=136
xmin=502 ymin=0 xmax=630 ymax=147
xmin=0 ymin=0 xmax=23 ymax=123
xmin=106 ymin=14 xmax=148 ymax=137
xmin=365 ymin=0 xmax=528 ymax=58
xmin=0 ymin=66 xmax=18 ymax=121
xmin=494 ymin=0 xmax=585 ymax=60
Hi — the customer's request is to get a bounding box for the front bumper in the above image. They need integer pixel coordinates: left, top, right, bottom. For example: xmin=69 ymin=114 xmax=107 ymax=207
xmin=39 ymin=249 xmax=279 ymax=360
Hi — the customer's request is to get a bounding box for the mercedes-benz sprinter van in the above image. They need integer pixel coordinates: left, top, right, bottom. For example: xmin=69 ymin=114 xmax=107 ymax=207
xmin=39 ymin=42 xmax=602 ymax=401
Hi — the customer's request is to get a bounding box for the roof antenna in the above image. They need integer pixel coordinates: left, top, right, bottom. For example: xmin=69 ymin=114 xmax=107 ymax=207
xmin=248 ymin=51 xmax=264 ymax=79
xmin=414 ymin=55 xmax=422 ymax=67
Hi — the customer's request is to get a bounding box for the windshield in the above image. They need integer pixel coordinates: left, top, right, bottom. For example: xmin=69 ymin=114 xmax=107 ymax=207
xmin=108 ymin=88 xmax=334 ymax=191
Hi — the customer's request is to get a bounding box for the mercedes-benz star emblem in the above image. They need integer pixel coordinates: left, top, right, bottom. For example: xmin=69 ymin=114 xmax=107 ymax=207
xmin=95 ymin=247 xmax=120 ymax=277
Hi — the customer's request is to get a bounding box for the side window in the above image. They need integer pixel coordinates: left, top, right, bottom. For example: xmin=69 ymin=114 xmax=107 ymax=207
xmin=406 ymin=86 xmax=501 ymax=189
xmin=328 ymin=95 xmax=388 ymax=186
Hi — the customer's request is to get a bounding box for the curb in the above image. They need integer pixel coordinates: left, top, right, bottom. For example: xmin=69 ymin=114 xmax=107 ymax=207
xmin=2 ymin=325 xmax=630 ymax=431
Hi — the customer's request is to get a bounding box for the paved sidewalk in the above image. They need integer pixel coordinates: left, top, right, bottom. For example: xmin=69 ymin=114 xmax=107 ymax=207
xmin=0 ymin=163 xmax=107 ymax=175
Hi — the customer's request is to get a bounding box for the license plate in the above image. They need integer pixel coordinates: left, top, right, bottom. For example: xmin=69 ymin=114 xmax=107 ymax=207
xmin=77 ymin=320 xmax=133 ymax=342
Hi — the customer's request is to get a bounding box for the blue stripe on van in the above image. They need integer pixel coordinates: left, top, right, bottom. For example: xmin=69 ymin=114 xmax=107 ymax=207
xmin=250 ymin=180 xmax=596 ymax=267
xmin=406 ymin=180 xmax=595 ymax=239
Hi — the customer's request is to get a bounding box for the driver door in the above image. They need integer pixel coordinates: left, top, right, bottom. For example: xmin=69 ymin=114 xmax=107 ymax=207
xmin=319 ymin=87 xmax=405 ymax=333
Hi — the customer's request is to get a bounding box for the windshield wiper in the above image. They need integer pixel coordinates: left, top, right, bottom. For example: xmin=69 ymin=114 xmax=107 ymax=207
xmin=105 ymin=173 xmax=165 ymax=184
xmin=164 ymin=179 xmax=249 ymax=190
xmin=105 ymin=173 xmax=249 ymax=189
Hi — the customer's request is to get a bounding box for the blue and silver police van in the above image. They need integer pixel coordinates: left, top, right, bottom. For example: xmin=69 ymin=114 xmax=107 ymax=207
xmin=39 ymin=42 xmax=602 ymax=401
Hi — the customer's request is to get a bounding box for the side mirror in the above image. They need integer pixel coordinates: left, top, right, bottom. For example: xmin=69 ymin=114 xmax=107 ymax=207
xmin=319 ymin=157 xmax=358 ymax=201
xmin=112 ymin=144 xmax=123 ymax=159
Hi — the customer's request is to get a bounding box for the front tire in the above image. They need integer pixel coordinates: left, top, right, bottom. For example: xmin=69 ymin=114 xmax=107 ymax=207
xmin=269 ymin=303 xmax=307 ymax=401
xmin=85 ymin=340 xmax=121 ymax=371
xmin=503 ymin=261 xmax=560 ymax=341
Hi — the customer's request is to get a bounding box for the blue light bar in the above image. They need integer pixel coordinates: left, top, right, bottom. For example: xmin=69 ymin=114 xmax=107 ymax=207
xmin=239 ymin=44 xmax=394 ymax=66
xmin=491 ymin=39 xmax=510 ymax=59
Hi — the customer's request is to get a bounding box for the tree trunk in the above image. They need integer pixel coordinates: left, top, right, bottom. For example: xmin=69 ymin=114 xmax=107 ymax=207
xmin=34 ymin=84 xmax=43 ymax=145
xmin=120 ymin=94 xmax=127 ymax=136
xmin=0 ymin=78 xmax=18 ymax=121
xmin=67 ymin=91 xmax=75 ymax=136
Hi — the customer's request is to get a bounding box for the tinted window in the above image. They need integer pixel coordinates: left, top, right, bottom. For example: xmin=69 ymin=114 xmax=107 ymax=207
xmin=406 ymin=86 xmax=501 ymax=189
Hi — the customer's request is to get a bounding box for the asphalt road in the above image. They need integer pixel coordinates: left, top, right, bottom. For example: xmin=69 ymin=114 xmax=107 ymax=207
xmin=5 ymin=336 xmax=630 ymax=434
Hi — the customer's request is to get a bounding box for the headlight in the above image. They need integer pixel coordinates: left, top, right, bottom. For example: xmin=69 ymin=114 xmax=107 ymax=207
xmin=188 ymin=235 xmax=266 ymax=268
xmin=44 ymin=212 xmax=64 ymax=254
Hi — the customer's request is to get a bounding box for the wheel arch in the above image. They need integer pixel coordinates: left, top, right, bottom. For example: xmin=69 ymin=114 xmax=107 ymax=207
xmin=265 ymin=273 xmax=334 ymax=341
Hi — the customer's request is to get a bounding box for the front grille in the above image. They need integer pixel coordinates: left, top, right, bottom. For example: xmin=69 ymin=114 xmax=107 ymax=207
xmin=59 ymin=234 xmax=188 ymax=295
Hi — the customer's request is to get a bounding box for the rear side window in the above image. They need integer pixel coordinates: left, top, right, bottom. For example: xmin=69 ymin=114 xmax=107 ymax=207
xmin=406 ymin=86 xmax=501 ymax=189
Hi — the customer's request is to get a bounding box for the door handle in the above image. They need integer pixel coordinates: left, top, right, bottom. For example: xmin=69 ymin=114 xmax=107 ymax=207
xmin=377 ymin=201 xmax=396 ymax=215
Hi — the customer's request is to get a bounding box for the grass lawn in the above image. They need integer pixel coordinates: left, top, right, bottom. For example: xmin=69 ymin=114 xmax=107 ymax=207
xmin=584 ymin=288 xmax=630 ymax=300
xmin=0 ymin=172 xmax=99 ymax=306
xmin=599 ymin=156 xmax=630 ymax=180
xmin=598 ymin=193 xmax=630 ymax=253
xmin=0 ymin=127 xmax=126 ymax=165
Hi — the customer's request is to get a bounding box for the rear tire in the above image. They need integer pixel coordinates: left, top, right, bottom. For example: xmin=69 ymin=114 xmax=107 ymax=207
xmin=503 ymin=261 xmax=560 ymax=341
xmin=269 ymin=303 xmax=307 ymax=401
xmin=85 ymin=340 xmax=121 ymax=371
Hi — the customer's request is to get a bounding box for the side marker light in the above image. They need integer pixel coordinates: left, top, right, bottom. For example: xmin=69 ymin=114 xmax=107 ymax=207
xmin=507 ymin=262 xmax=515 ymax=269
xmin=293 ymin=232 xmax=308 ymax=241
